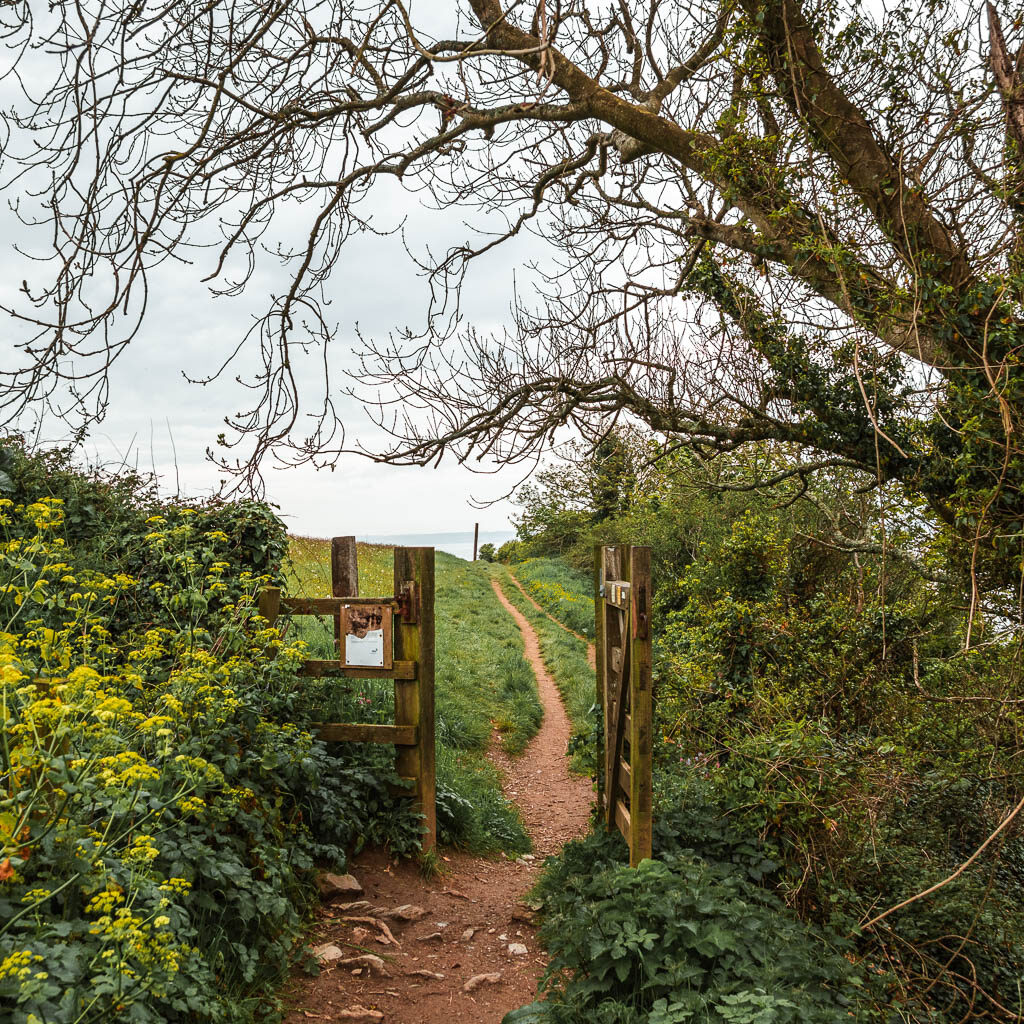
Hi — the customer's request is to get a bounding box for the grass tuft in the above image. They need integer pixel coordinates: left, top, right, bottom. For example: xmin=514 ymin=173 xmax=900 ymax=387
xmin=512 ymin=557 xmax=595 ymax=639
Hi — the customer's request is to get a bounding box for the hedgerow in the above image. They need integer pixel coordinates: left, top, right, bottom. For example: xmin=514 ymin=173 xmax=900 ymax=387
xmin=504 ymin=440 xmax=1024 ymax=1021
xmin=0 ymin=445 xmax=420 ymax=1024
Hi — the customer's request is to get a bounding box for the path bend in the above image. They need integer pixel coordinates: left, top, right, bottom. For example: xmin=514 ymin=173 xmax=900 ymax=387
xmin=285 ymin=574 xmax=591 ymax=1024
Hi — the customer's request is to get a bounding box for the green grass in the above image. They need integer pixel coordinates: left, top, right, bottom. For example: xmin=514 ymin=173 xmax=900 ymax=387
xmin=512 ymin=556 xmax=595 ymax=639
xmin=490 ymin=563 xmax=597 ymax=774
xmin=282 ymin=538 xmax=541 ymax=855
xmin=433 ymin=553 xmax=543 ymax=756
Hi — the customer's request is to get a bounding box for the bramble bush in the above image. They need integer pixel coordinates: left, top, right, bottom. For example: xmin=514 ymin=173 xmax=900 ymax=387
xmin=0 ymin=447 xmax=420 ymax=1024
xmin=656 ymin=506 xmax=1024 ymax=1018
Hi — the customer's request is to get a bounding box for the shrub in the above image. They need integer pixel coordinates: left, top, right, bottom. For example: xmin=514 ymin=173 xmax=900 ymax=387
xmin=0 ymin=462 xmax=419 ymax=1024
xmin=656 ymin=506 xmax=1024 ymax=1019
xmin=513 ymin=827 xmax=868 ymax=1024
xmin=497 ymin=539 xmax=527 ymax=564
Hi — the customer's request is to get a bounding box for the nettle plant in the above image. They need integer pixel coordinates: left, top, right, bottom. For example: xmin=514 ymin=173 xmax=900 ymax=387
xmin=520 ymin=828 xmax=863 ymax=1024
xmin=0 ymin=495 xmax=416 ymax=1024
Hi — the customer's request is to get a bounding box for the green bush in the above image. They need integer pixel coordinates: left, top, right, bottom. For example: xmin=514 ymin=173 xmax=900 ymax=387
xmin=497 ymin=539 xmax=527 ymax=564
xmin=655 ymin=504 xmax=1024 ymax=1018
xmin=512 ymin=827 xmax=867 ymax=1024
xmin=0 ymin=447 xmax=419 ymax=1024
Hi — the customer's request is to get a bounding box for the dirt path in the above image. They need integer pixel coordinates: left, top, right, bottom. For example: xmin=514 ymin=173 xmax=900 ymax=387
xmin=504 ymin=572 xmax=596 ymax=670
xmin=283 ymin=581 xmax=592 ymax=1024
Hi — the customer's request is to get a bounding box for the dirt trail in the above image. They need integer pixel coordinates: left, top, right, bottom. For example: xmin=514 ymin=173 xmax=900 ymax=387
xmin=283 ymin=579 xmax=592 ymax=1024
xmin=504 ymin=572 xmax=596 ymax=670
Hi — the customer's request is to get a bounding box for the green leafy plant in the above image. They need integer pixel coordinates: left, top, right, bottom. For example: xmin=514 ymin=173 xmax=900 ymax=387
xmin=0 ymin=447 xmax=421 ymax=1024
xmin=517 ymin=828 xmax=867 ymax=1024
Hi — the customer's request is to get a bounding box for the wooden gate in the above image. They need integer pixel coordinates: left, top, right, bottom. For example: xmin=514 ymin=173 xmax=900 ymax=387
xmin=259 ymin=539 xmax=436 ymax=850
xmin=594 ymin=545 xmax=652 ymax=866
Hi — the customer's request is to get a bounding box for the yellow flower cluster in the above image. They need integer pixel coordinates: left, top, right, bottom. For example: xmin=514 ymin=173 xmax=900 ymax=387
xmin=176 ymin=796 xmax=206 ymax=817
xmin=125 ymin=834 xmax=160 ymax=865
xmin=158 ymin=877 xmax=192 ymax=895
xmin=0 ymin=949 xmax=44 ymax=982
xmin=95 ymin=752 xmax=161 ymax=788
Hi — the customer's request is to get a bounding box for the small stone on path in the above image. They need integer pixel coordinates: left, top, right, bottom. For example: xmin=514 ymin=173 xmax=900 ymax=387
xmin=337 ymin=900 xmax=371 ymax=912
xmin=336 ymin=1007 xmax=383 ymax=1021
xmin=463 ymin=972 xmax=503 ymax=993
xmin=384 ymin=904 xmax=426 ymax=922
xmin=507 ymin=943 xmax=528 ymax=956
xmin=312 ymin=943 xmax=345 ymax=963
xmin=338 ymin=954 xmax=389 ymax=975
xmin=318 ymin=873 xmax=363 ymax=898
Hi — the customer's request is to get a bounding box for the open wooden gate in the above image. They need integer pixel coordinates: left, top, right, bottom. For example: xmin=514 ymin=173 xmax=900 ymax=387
xmin=594 ymin=545 xmax=653 ymax=866
xmin=259 ymin=539 xmax=436 ymax=851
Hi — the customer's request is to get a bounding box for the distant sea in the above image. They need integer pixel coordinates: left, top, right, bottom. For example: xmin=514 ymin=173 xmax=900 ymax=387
xmin=356 ymin=530 xmax=516 ymax=562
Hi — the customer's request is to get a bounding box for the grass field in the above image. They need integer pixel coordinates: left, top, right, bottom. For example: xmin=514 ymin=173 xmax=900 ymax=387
xmin=512 ymin=557 xmax=595 ymax=639
xmin=490 ymin=563 xmax=597 ymax=775
xmin=283 ymin=538 xmax=543 ymax=854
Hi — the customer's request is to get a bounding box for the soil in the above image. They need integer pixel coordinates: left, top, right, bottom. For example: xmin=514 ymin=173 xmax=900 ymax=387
xmin=282 ymin=576 xmax=593 ymax=1024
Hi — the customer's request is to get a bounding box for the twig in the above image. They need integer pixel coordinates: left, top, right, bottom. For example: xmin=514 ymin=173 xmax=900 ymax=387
xmin=859 ymin=792 xmax=1024 ymax=933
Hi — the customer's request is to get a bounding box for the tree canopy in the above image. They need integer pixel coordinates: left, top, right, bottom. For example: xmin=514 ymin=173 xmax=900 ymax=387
xmin=2 ymin=0 xmax=1024 ymax=588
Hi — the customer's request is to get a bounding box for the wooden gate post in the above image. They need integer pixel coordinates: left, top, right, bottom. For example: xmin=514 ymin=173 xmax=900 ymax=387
xmin=594 ymin=545 xmax=606 ymax=816
xmin=595 ymin=544 xmax=653 ymax=866
xmin=602 ymin=544 xmax=629 ymax=830
xmin=331 ymin=536 xmax=359 ymax=597
xmin=331 ymin=536 xmax=358 ymax=651
xmin=393 ymin=547 xmax=437 ymax=851
xmin=628 ymin=546 xmax=653 ymax=865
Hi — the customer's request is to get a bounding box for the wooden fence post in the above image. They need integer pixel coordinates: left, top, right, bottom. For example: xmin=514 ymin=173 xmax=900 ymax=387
xmin=331 ymin=536 xmax=359 ymax=597
xmin=393 ymin=547 xmax=436 ymax=851
xmin=258 ymin=586 xmax=280 ymax=626
xmin=629 ymin=546 xmax=653 ymax=865
xmin=331 ymin=537 xmax=358 ymax=652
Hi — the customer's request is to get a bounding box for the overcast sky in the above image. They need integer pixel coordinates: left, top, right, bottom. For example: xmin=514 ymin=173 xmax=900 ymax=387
xmin=67 ymin=208 xmax=537 ymax=538
xmin=0 ymin=90 xmax=548 ymax=539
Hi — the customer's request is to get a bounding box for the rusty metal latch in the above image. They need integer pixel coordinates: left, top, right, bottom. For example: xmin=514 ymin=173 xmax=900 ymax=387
xmin=397 ymin=580 xmax=418 ymax=623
